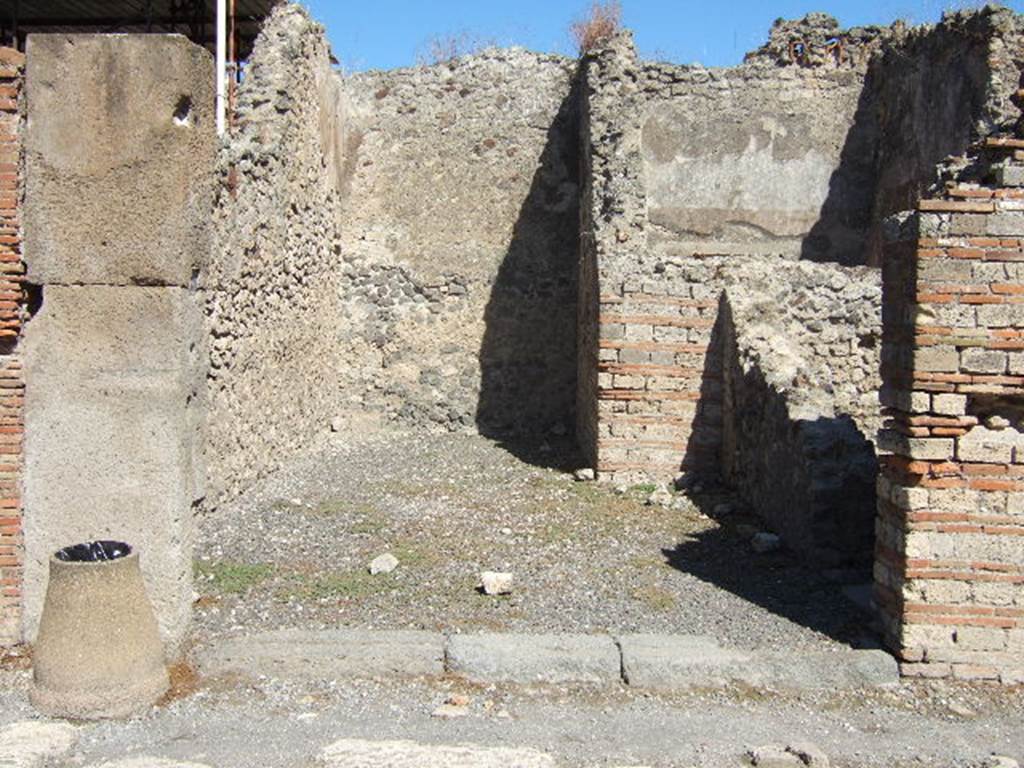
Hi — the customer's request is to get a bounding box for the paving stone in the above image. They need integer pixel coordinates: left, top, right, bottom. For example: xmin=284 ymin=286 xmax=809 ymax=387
xmin=618 ymin=634 xmax=753 ymax=689
xmin=0 ymin=722 xmax=79 ymax=768
xmin=87 ymin=759 xmax=213 ymax=768
xmin=618 ymin=635 xmax=898 ymax=691
xmin=197 ymin=629 xmax=445 ymax=680
xmin=320 ymin=738 xmax=556 ymax=767
xmin=446 ymin=633 xmax=621 ymax=685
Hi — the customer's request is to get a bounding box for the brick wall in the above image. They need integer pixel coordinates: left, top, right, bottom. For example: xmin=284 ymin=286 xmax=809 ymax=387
xmin=876 ymin=136 xmax=1024 ymax=684
xmin=0 ymin=46 xmax=23 ymax=647
xmin=594 ymin=266 xmax=723 ymax=482
xmin=576 ymin=26 xmax=879 ymax=484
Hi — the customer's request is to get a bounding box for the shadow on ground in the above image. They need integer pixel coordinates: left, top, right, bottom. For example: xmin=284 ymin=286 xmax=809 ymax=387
xmin=662 ymin=491 xmax=880 ymax=648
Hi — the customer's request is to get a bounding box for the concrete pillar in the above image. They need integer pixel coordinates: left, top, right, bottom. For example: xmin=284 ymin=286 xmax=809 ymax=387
xmin=21 ymin=34 xmax=215 ymax=655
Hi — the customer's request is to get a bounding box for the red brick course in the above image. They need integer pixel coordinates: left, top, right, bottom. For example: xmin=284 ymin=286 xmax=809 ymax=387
xmin=876 ymin=136 xmax=1024 ymax=684
xmin=0 ymin=48 xmax=22 ymax=648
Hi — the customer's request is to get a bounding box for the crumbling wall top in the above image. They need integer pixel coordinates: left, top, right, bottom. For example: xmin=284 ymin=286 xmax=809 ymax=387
xmin=745 ymin=12 xmax=889 ymax=69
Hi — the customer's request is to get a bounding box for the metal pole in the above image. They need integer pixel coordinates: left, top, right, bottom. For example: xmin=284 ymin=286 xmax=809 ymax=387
xmin=228 ymin=0 xmax=236 ymax=132
xmin=215 ymin=0 xmax=227 ymax=136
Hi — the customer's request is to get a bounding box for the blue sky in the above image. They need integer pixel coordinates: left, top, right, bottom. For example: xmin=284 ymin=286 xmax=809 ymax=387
xmin=298 ymin=0 xmax=1024 ymax=72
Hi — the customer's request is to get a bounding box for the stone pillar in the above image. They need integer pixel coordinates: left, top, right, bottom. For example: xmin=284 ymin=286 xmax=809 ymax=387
xmin=576 ymin=33 xmax=723 ymax=484
xmin=21 ymin=35 xmax=215 ymax=655
xmin=0 ymin=46 xmax=24 ymax=648
xmin=876 ymin=137 xmax=1024 ymax=684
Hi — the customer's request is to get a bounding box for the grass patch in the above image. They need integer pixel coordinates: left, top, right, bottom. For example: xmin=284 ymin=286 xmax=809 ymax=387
xmin=631 ymin=483 xmax=658 ymax=495
xmin=538 ymin=521 xmax=574 ymax=544
xmin=626 ymin=553 xmax=666 ymax=571
xmin=350 ymin=509 xmax=388 ymax=535
xmin=566 ymin=482 xmax=605 ymax=502
xmin=632 ymin=583 xmax=677 ymax=612
xmin=195 ymin=561 xmax=274 ymax=595
xmin=281 ymin=570 xmax=394 ymax=602
xmin=390 ymin=540 xmax=440 ymax=569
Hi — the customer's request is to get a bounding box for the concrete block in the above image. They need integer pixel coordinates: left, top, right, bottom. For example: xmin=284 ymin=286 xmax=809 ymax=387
xmin=960 ymin=348 xmax=1007 ymax=375
xmin=878 ymin=431 xmax=953 ymax=460
xmin=879 ymin=387 xmax=930 ymax=413
xmin=25 ymin=34 xmax=215 ymax=286
xmin=996 ymin=163 xmax=1024 ymax=187
xmin=913 ymin=346 xmax=960 ymax=373
xmin=977 ymin=303 xmax=1024 ymax=328
xmin=198 ymin=630 xmax=446 ymax=679
xmin=22 ymin=285 xmax=205 ymax=653
xmin=890 ymin=485 xmax=929 ymax=511
xmin=931 ymin=393 xmax=967 ymax=416
xmin=956 ymin=425 xmax=1024 ymax=464
xmin=446 ymin=633 xmax=621 ymax=685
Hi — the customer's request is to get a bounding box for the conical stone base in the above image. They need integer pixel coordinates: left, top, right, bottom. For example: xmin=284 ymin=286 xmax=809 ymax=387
xmin=30 ymin=549 xmax=169 ymax=719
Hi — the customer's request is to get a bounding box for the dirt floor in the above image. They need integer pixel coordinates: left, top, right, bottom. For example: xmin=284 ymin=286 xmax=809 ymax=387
xmin=2 ymin=430 xmax=1022 ymax=767
xmin=194 ymin=429 xmax=876 ymax=651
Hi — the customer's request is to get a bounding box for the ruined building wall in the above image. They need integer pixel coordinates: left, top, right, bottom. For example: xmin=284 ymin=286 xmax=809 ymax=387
xmin=642 ymin=38 xmax=879 ymax=267
xmin=20 ymin=34 xmax=215 ymax=653
xmin=336 ymin=51 xmax=580 ymax=437
xmin=206 ymin=5 xmax=345 ymax=504
xmin=578 ymin=28 xmax=882 ymax=481
xmin=866 ymin=7 xmax=1024 ymax=265
xmin=580 ymin=11 xmax=1024 ymax=576
xmin=721 ymin=260 xmax=882 ymax=565
xmin=876 ymin=135 xmax=1024 ymax=684
xmin=0 ymin=47 xmax=23 ymax=647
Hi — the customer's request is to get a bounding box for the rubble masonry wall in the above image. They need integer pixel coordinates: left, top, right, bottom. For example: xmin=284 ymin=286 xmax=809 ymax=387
xmin=336 ymin=51 xmax=580 ymax=439
xmin=205 ymin=5 xmax=346 ymax=505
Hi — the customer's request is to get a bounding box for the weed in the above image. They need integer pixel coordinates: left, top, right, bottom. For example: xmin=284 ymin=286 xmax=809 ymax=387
xmin=631 ymin=482 xmax=658 ymax=495
xmin=390 ymin=540 xmax=439 ymax=568
xmin=632 ymin=583 xmax=677 ymax=612
xmin=570 ymin=1 xmax=622 ymax=54
xmin=350 ymin=509 xmax=388 ymax=535
xmin=416 ymin=32 xmax=495 ymax=66
xmin=626 ymin=553 xmax=666 ymax=571
xmin=195 ymin=561 xmax=274 ymax=595
xmin=282 ymin=570 xmax=393 ymax=602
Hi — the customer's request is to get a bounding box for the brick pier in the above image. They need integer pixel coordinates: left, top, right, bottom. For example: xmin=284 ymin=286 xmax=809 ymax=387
xmin=0 ymin=46 xmax=24 ymax=647
xmin=876 ymin=136 xmax=1024 ymax=683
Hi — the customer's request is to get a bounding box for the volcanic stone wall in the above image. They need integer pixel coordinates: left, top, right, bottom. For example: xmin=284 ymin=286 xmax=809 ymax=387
xmin=206 ymin=5 xmax=345 ymax=504
xmin=577 ymin=26 xmax=881 ymax=482
xmin=875 ymin=135 xmax=1024 ymax=684
xmin=866 ymin=7 xmax=1024 ymax=266
xmin=0 ymin=47 xmax=23 ymax=647
xmin=336 ymin=50 xmax=580 ymax=438
xmin=721 ymin=260 xmax=882 ymax=565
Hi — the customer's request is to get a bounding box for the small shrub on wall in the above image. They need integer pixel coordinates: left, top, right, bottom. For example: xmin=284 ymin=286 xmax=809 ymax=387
xmin=570 ymin=0 xmax=623 ymax=54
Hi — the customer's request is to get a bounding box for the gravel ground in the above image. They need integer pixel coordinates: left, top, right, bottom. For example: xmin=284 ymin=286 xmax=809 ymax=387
xmin=194 ymin=429 xmax=875 ymax=651
xmin=1 ymin=656 xmax=1022 ymax=768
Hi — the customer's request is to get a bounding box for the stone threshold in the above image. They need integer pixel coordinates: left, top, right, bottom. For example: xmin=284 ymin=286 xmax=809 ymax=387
xmin=196 ymin=630 xmax=899 ymax=692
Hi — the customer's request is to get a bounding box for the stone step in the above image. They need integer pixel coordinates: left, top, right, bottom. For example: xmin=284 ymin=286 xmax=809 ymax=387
xmin=197 ymin=629 xmax=900 ymax=692
xmin=196 ymin=629 xmax=446 ymax=680
xmin=446 ymin=633 xmax=621 ymax=685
